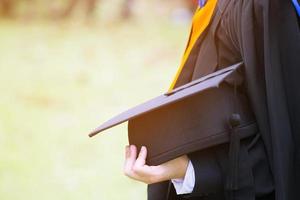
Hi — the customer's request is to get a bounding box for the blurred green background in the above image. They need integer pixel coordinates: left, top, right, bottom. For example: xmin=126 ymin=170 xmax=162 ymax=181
xmin=0 ymin=0 xmax=196 ymax=199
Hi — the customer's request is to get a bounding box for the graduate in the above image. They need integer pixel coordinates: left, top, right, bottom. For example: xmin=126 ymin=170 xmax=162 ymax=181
xmin=123 ymin=0 xmax=300 ymax=199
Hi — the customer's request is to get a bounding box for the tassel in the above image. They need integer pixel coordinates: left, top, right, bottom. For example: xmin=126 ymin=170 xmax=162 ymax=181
xmin=226 ymin=113 xmax=241 ymax=199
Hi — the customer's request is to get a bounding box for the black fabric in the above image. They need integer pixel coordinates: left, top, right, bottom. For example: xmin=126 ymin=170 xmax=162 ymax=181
xmin=186 ymin=147 xmax=224 ymax=197
xmin=229 ymin=1 xmax=300 ymax=199
xmin=159 ymin=135 xmax=273 ymax=200
xmin=148 ymin=181 xmax=173 ymax=200
xmin=147 ymin=0 xmax=300 ymax=199
xmin=183 ymin=135 xmax=273 ymax=200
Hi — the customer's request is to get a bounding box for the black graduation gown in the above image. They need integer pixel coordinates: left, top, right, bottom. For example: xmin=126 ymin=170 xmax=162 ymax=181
xmin=147 ymin=0 xmax=300 ymax=199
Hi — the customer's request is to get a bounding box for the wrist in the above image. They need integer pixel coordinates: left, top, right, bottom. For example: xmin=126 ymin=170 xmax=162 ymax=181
xmin=173 ymin=155 xmax=189 ymax=179
xmin=161 ymin=155 xmax=190 ymax=181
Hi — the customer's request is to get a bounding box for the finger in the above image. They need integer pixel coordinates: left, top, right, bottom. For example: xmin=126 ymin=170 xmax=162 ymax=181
xmin=123 ymin=145 xmax=130 ymax=169
xmin=133 ymin=146 xmax=159 ymax=179
xmin=129 ymin=145 xmax=137 ymax=161
xmin=124 ymin=145 xmax=137 ymax=176
xmin=134 ymin=146 xmax=147 ymax=169
xmin=125 ymin=145 xmax=130 ymax=158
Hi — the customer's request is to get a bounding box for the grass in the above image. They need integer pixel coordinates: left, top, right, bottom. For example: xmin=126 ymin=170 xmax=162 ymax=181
xmin=0 ymin=16 xmax=189 ymax=200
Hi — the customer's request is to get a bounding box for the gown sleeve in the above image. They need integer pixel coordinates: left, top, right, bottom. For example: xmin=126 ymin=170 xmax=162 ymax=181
xmin=180 ymin=149 xmax=224 ymax=199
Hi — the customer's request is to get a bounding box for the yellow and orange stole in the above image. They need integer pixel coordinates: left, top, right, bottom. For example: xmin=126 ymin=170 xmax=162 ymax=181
xmin=168 ymin=0 xmax=218 ymax=92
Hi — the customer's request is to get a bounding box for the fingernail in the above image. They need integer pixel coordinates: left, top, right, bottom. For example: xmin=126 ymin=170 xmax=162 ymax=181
xmin=141 ymin=146 xmax=146 ymax=151
xmin=130 ymin=145 xmax=135 ymax=151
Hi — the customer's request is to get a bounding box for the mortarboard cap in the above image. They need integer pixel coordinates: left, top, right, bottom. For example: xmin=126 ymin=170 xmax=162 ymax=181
xmin=89 ymin=62 xmax=257 ymax=165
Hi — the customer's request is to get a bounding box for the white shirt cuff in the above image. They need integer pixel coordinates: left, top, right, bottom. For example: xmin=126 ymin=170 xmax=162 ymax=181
xmin=171 ymin=160 xmax=195 ymax=195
